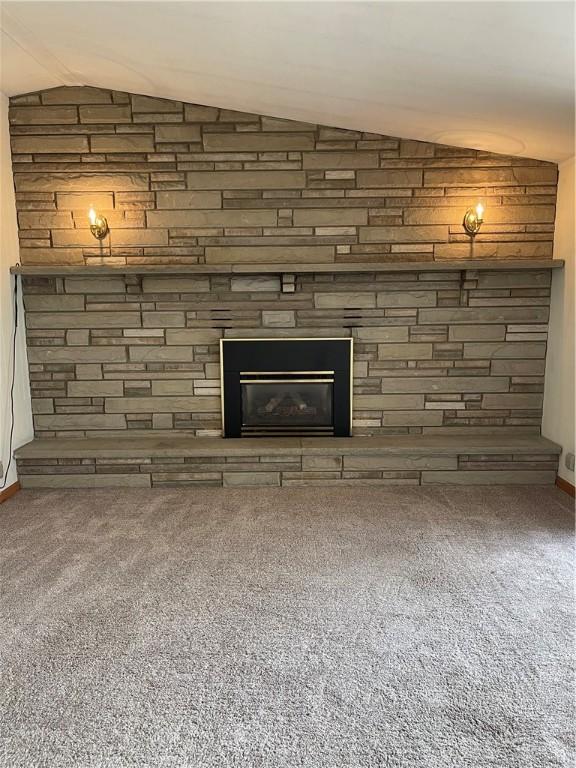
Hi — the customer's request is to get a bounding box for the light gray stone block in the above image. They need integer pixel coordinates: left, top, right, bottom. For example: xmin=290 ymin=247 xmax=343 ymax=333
xmin=303 ymin=152 xmax=379 ymax=169
xmin=354 ymin=394 xmax=425 ymax=410
xmin=361 ymin=226 xmax=447 ymax=243
xmin=353 ymin=327 xmax=409 ymax=342
xmin=223 ymin=472 xmax=280 ymax=487
xmin=376 ymin=291 xmax=436 ymax=307
xmin=231 ymin=276 xmax=281 ymax=293
xmin=66 ymin=329 xmax=89 ymax=346
xmin=128 ymin=347 xmax=194 ymax=362
xmin=262 ymin=311 xmax=295 ymax=328
xmin=28 ymin=347 xmax=126 ymax=363
xmin=35 ymin=414 xmax=127 ymax=430
xmin=25 ymin=295 xmax=85 ymax=312
xmin=155 ymin=125 xmax=201 ymax=142
xmin=419 ymin=307 xmax=549 ymax=325
xmin=315 ymin=292 xmax=375 ymax=309
xmin=68 ymin=381 xmax=124 ymax=397
xmin=302 ymin=456 xmax=342 ymax=471
xmin=483 ymin=393 xmax=544 ymax=410
xmin=11 ymin=135 xmax=89 ymax=154
xmin=206 ymin=246 xmax=334 ymax=263
xmin=186 ymin=171 xmax=305 ymax=189
xmin=184 ymin=104 xmax=219 ymax=121
xmin=449 ymin=325 xmax=506 ymax=341
xmin=380 ymin=411 xmax=444 ymax=426
xmin=155 ymin=191 xmax=222 ymax=209
xmin=491 ymin=360 xmax=546 ymax=375
xmin=293 ymin=209 xmax=367 ymax=226
xmin=10 ymin=105 xmax=78 ymax=124
xmin=141 ymin=278 xmax=210 ymax=293
xmin=477 ymin=271 xmax=551 ymax=288
xmin=21 ymin=473 xmax=151 ymax=488
xmin=204 ymin=133 xmax=314 ymax=151
xmin=31 ymin=399 xmax=54 ymax=414
xmin=423 ymin=166 xmax=557 ymax=187
xmin=357 ymin=169 xmax=423 ymax=187
xmin=380 ymin=377 xmax=510 ymax=393
xmin=378 ymin=343 xmax=432 ymax=359
xmin=76 ymin=364 xmax=103 ymax=380
xmin=153 ymin=414 xmax=174 ymax=430
xmin=434 ymin=242 xmax=553 ymax=260
xmin=105 ymin=396 xmax=220 ymax=413
xmin=146 ymin=209 xmax=277 ymax=227
xmin=165 ymin=329 xmax=222 ymax=345
xmin=56 ymin=192 xmax=114 ymax=210
xmin=64 ymin=278 xmax=126 ymax=293
xmin=79 ymin=105 xmax=132 ymax=123
xmin=19 ymin=212 xmax=73 ymax=229
xmin=15 ymin=172 xmax=148 ymax=192
xmin=142 ymin=312 xmax=185 ymax=328
xmin=90 ymin=135 xmax=156 ymax=153
xmin=344 ymin=455 xmax=456 ymax=470
xmin=464 ymin=342 xmax=546 ymax=359
xmin=40 ymin=86 xmax=112 ymax=104
xmin=422 ymin=470 xmax=556 ymax=485
xmin=151 ymin=381 xmax=194 ymax=395
xmin=27 ymin=312 xmax=141 ymax=329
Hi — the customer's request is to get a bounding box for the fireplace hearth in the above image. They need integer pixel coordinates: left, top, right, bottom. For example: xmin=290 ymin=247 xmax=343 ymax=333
xmin=220 ymin=339 xmax=353 ymax=437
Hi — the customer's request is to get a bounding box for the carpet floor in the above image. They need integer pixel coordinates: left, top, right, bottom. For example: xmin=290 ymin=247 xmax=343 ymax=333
xmin=0 ymin=486 xmax=573 ymax=768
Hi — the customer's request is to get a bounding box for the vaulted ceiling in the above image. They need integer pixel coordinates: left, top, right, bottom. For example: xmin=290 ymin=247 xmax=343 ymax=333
xmin=1 ymin=1 xmax=574 ymax=162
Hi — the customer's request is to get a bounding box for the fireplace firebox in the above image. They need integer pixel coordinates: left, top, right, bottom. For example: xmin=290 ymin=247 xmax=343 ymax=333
xmin=220 ymin=338 xmax=353 ymax=437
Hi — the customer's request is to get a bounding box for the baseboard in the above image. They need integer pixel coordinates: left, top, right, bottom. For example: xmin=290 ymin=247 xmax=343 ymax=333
xmin=0 ymin=480 xmax=21 ymax=505
xmin=555 ymin=475 xmax=575 ymax=498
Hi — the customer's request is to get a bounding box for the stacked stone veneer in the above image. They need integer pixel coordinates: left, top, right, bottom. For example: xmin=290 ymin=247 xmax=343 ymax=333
xmin=23 ymin=268 xmax=550 ymax=438
xmin=16 ymin=449 xmax=559 ymax=488
xmin=9 ymin=86 xmax=557 ymax=267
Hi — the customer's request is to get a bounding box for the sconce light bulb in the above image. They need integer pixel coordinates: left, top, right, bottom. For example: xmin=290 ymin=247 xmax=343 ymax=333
xmin=476 ymin=203 xmax=484 ymax=221
xmin=88 ymin=206 xmax=109 ymax=239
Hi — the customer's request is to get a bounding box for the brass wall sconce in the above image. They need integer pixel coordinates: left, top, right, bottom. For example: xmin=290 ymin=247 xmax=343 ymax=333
xmin=88 ymin=206 xmax=109 ymax=239
xmin=463 ymin=202 xmax=484 ymax=237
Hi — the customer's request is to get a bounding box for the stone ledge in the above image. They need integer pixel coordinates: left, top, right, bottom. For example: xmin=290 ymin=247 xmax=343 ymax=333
xmin=16 ymin=434 xmax=561 ymax=459
xmin=16 ymin=435 xmax=560 ymax=488
xmin=10 ymin=259 xmax=565 ymax=277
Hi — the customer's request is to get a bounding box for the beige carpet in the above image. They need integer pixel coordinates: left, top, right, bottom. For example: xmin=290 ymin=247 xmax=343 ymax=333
xmin=0 ymin=486 xmax=573 ymax=767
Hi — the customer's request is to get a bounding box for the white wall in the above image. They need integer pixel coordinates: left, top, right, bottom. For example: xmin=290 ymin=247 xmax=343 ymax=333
xmin=0 ymin=92 xmax=33 ymax=490
xmin=543 ymin=157 xmax=575 ymax=485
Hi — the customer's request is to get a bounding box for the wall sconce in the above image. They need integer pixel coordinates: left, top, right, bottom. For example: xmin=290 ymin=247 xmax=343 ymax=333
xmin=88 ymin=206 xmax=109 ymax=240
xmin=463 ymin=203 xmax=484 ymax=237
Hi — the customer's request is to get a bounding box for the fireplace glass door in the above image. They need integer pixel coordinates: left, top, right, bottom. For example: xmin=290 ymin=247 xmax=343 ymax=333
xmin=240 ymin=374 xmax=334 ymax=435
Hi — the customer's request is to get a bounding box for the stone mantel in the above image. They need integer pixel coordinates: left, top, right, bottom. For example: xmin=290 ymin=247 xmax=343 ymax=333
xmin=10 ymin=259 xmax=565 ymax=277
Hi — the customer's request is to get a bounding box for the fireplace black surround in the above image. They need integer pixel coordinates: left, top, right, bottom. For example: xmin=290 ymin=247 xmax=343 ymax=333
xmin=220 ymin=339 xmax=353 ymax=437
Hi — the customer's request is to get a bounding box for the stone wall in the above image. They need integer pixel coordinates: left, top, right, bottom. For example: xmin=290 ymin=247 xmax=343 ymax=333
xmin=23 ymin=269 xmax=550 ymax=438
xmin=9 ymin=86 xmax=558 ymax=267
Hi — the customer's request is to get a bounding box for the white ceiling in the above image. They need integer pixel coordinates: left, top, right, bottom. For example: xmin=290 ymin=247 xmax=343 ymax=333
xmin=1 ymin=1 xmax=574 ymax=162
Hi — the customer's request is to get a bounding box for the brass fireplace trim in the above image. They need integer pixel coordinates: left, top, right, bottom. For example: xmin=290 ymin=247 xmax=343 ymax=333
xmin=219 ymin=337 xmax=354 ymax=437
xmin=240 ymin=378 xmax=335 ymax=384
xmin=240 ymin=370 xmax=335 ymax=376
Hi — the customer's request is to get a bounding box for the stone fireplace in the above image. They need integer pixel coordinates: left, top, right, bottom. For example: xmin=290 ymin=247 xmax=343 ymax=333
xmin=5 ymin=84 xmax=564 ymax=488
xmin=220 ymin=338 xmax=353 ymax=437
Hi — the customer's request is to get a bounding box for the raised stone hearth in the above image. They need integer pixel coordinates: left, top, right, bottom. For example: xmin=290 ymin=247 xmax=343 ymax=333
xmin=15 ymin=434 xmax=561 ymax=488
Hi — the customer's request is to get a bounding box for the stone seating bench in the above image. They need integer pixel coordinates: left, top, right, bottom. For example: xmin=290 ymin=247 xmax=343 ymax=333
xmin=15 ymin=434 xmax=561 ymax=488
